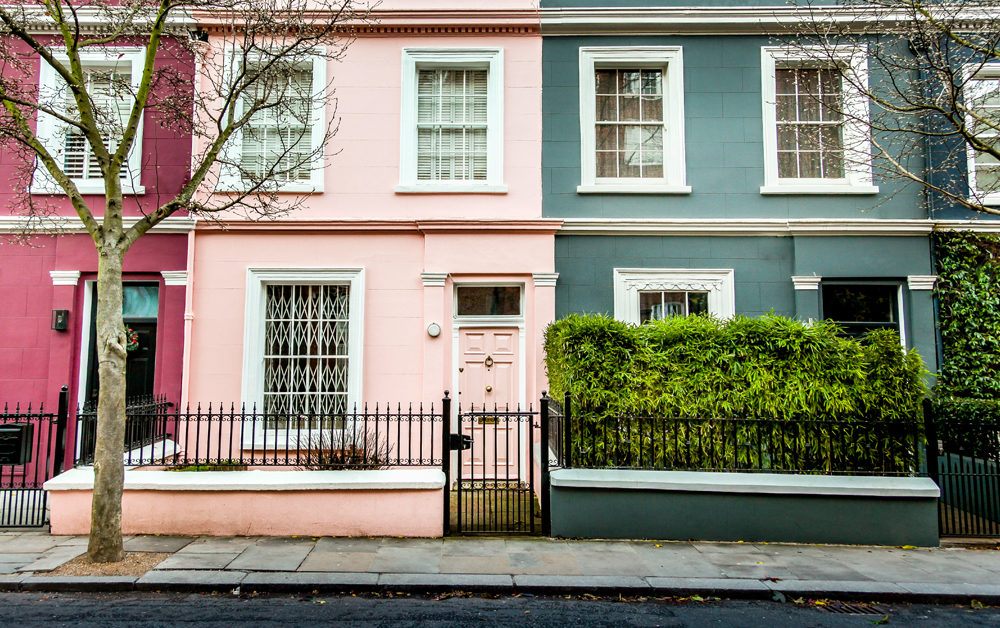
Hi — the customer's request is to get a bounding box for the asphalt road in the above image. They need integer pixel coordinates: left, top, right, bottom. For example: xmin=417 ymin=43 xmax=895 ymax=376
xmin=0 ymin=592 xmax=997 ymax=627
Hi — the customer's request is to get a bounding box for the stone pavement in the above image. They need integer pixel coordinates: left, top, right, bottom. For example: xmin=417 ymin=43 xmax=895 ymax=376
xmin=1 ymin=530 xmax=999 ymax=602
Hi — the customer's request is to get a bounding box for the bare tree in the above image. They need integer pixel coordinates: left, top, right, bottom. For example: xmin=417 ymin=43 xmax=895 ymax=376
xmin=0 ymin=0 xmax=371 ymax=562
xmin=782 ymin=0 xmax=1000 ymax=215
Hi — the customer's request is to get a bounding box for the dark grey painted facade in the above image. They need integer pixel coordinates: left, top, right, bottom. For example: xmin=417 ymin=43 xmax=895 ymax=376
xmin=550 ymin=485 xmax=940 ymax=546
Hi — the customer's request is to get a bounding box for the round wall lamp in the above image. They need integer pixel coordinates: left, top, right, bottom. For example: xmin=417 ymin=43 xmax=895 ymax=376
xmin=427 ymin=322 xmax=441 ymax=338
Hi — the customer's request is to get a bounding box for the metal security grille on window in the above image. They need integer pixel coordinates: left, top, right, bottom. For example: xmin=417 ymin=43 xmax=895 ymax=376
xmin=775 ymin=68 xmax=845 ymax=179
xmin=63 ymin=67 xmax=131 ymax=180
xmin=639 ymin=291 xmax=707 ymax=322
xmin=595 ymin=69 xmax=664 ymax=179
xmin=417 ymin=69 xmax=487 ymax=181
xmin=263 ymin=284 xmax=349 ymax=428
xmin=242 ymin=67 xmax=313 ymax=183
xmin=969 ymin=78 xmax=1000 ymax=194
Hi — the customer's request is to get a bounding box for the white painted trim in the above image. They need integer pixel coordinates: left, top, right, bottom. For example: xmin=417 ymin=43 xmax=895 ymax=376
xmin=791 ymin=275 xmax=822 ymax=290
xmin=398 ymin=47 xmax=504 ymax=190
xmin=540 ymin=6 xmax=993 ymax=35
xmin=613 ymin=268 xmax=735 ymax=322
xmin=760 ymin=184 xmax=879 ymax=195
xmin=76 ymin=280 xmax=95 ymax=410
xmin=0 ymin=215 xmax=197 ymax=234
xmin=160 ymin=271 xmax=188 ymax=287
xmin=907 ymin=275 xmax=938 ymax=291
xmin=532 ymin=273 xmax=559 ymax=288
xmin=576 ymin=184 xmax=692 ymax=195
xmin=32 ymin=47 xmax=146 ymax=196
xmin=761 ymin=46 xmax=874 ymax=193
xmin=558 ymin=218 xmax=944 ymax=237
xmin=241 ymin=268 xmax=365 ymax=413
xmin=935 ymin=220 xmax=1000 ymax=233
xmin=395 ymin=184 xmax=508 ymax=194
xmin=550 ymin=469 xmax=940 ymax=498
xmin=421 ymin=272 xmax=449 ymax=287
xmin=44 ymin=467 xmax=446 ymax=492
xmin=578 ymin=47 xmax=687 ymax=192
xmin=49 ymin=270 xmax=81 ymax=286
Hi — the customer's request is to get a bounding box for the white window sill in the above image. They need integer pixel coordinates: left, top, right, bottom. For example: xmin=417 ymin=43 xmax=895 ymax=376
xmin=760 ymin=183 xmax=879 ymax=195
xmin=31 ymin=183 xmax=146 ymax=196
xmin=577 ymin=184 xmax=692 ymax=195
xmin=971 ymin=193 xmax=1000 ymax=206
xmin=394 ymin=184 xmax=508 ymax=194
xmin=215 ymin=182 xmax=323 ymax=194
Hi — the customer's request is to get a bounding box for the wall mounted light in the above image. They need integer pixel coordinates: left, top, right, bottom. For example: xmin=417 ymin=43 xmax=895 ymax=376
xmin=427 ymin=322 xmax=441 ymax=338
xmin=51 ymin=309 xmax=69 ymax=332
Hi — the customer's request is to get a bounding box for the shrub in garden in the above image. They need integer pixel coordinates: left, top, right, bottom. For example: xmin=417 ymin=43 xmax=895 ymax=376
xmin=543 ymin=314 xmax=926 ymax=473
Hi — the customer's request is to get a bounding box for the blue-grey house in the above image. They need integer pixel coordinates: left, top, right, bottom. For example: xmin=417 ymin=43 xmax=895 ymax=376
xmin=539 ymin=1 xmax=970 ymax=370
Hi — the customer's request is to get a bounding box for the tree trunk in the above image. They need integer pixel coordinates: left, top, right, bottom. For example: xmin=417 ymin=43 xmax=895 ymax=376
xmin=87 ymin=247 xmax=128 ymax=563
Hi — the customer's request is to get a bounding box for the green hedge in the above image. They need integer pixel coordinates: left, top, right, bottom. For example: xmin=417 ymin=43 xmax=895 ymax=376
xmin=935 ymin=231 xmax=1000 ymax=398
xmin=544 ymin=314 xmax=926 ymax=422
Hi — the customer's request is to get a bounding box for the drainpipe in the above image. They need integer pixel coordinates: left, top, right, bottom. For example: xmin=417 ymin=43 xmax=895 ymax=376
xmin=180 ymin=226 xmax=196 ymax=408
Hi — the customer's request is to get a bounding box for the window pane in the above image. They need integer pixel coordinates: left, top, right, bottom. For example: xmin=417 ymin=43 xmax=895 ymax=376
xmin=619 ymin=70 xmax=641 ymax=95
xmin=822 ymin=283 xmax=899 ymax=338
xmin=596 ymin=151 xmax=618 ymax=177
xmin=595 ymin=70 xmax=616 ymax=94
xmin=639 ymin=291 xmax=661 ymax=323
xmin=687 ymin=292 xmax=709 ymax=316
xmin=456 ymin=286 xmax=520 ymax=316
xmin=596 ymin=125 xmax=617 ymax=151
xmin=123 ymin=285 xmax=159 ymax=319
xmin=596 ymin=95 xmax=617 ymax=122
xmin=619 ymin=95 xmax=641 ymax=121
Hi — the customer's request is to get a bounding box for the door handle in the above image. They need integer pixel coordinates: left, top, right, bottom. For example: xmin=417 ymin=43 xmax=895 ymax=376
xmin=486 ymin=386 xmax=493 ymax=393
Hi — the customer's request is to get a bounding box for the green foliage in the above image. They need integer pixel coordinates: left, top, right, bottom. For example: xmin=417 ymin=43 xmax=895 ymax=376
xmin=935 ymin=231 xmax=1000 ymax=398
xmin=929 ymin=397 xmax=1000 ymax=461
xmin=544 ymin=314 xmax=927 ymax=473
xmin=545 ymin=314 xmax=925 ymax=422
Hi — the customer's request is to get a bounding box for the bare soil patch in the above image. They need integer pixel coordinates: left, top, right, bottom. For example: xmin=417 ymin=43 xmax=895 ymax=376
xmin=48 ymin=552 xmax=169 ymax=577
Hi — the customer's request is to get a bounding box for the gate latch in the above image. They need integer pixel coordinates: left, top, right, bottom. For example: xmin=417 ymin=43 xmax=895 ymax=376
xmin=448 ymin=433 xmax=473 ymax=451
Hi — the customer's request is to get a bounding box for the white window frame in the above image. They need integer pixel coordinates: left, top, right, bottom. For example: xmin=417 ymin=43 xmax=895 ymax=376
xmin=760 ymin=46 xmax=878 ymax=195
xmin=613 ymin=268 xmax=735 ymax=323
xmin=964 ymin=63 xmax=1000 ymax=206
xmin=216 ymin=51 xmax=327 ymax=193
xmin=32 ymin=47 xmax=146 ymax=195
xmin=397 ymin=47 xmax=506 ymax=194
xmin=241 ymin=268 xmax=365 ymax=447
xmin=577 ymin=46 xmax=689 ymax=195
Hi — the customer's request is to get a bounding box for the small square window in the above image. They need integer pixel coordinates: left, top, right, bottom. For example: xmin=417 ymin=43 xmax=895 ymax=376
xmin=821 ymin=283 xmax=901 ymax=339
xmin=456 ymin=286 xmax=520 ymax=316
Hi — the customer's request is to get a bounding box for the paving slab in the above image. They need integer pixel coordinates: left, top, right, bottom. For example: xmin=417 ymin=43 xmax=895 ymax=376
xmin=298 ymin=550 xmax=376 ymax=573
xmin=513 ymin=575 xmax=649 ymax=592
xmin=369 ymin=547 xmax=442 ymax=574
xmin=508 ymin=551 xmax=581 ymax=575
xmin=313 ymin=537 xmax=382 ymax=553
xmin=645 ymin=577 xmax=771 ymax=599
xmin=441 ymin=538 xmax=507 ymax=556
xmin=21 ymin=576 xmax=137 ymax=592
xmin=176 ymin=537 xmax=257 ymax=554
xmin=154 ymin=552 xmax=238 ymax=570
xmin=16 ymin=546 xmax=85 ymax=572
xmin=123 ymin=535 xmax=193 ymax=553
xmin=242 ymin=571 xmax=378 ymax=592
xmin=0 ymin=535 xmax=62 ymax=553
xmin=136 ymin=569 xmax=246 ymax=592
xmin=227 ymin=542 xmax=312 ymax=572
xmin=438 ymin=554 xmax=511 ymax=574
xmin=0 ymin=573 xmax=28 ymax=590
xmin=379 ymin=573 xmax=513 ymax=590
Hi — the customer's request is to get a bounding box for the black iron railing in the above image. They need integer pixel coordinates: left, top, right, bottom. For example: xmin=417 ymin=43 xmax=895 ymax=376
xmin=554 ymin=394 xmax=923 ymax=477
xmin=1 ymin=386 xmax=70 ymax=527
xmin=76 ymin=394 xmax=172 ymax=464
xmin=74 ymin=401 xmax=444 ymax=469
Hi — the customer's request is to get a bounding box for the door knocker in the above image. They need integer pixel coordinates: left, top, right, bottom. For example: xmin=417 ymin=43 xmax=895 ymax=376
xmin=484 ymin=355 xmax=494 ymax=368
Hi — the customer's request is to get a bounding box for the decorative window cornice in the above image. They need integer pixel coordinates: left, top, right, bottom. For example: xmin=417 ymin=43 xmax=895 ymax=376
xmin=49 ymin=270 xmax=81 ymax=286
xmin=791 ymin=275 xmax=822 ymax=291
xmin=907 ymin=275 xmax=938 ymax=291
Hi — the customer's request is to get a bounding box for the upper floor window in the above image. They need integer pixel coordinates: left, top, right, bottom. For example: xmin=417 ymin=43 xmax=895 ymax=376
xmin=397 ymin=48 xmax=505 ymax=194
xmin=965 ymin=65 xmax=1000 ymax=205
xmin=33 ymin=47 xmax=145 ymax=195
xmin=218 ymin=54 xmax=326 ymax=193
xmin=578 ymin=47 xmax=689 ymax=195
xmin=760 ymin=46 xmax=878 ymax=195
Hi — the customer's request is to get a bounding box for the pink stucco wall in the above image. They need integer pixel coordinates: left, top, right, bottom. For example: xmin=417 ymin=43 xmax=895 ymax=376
xmin=48 ymin=487 xmax=443 ymax=536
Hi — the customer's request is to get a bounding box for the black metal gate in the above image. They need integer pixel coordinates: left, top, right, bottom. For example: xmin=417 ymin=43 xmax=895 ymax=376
xmin=445 ymin=399 xmax=545 ymax=535
xmin=925 ymin=400 xmax=1000 ymax=537
xmin=1 ymin=387 xmax=70 ymax=527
